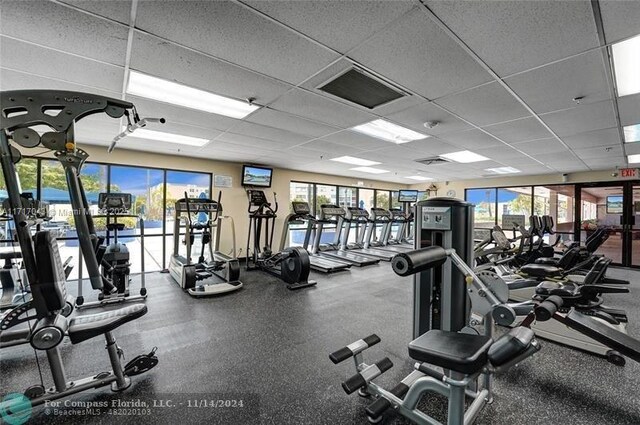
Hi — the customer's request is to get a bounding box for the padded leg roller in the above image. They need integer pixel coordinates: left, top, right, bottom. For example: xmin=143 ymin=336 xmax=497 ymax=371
xmin=330 ymin=334 xmax=381 ymax=364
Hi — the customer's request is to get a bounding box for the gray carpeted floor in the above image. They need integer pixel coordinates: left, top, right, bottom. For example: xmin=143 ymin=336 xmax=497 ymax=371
xmin=1 ymin=262 xmax=639 ymax=424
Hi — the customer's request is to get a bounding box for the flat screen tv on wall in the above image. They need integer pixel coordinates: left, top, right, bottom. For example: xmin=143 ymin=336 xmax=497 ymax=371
xmin=241 ymin=165 xmax=273 ymax=188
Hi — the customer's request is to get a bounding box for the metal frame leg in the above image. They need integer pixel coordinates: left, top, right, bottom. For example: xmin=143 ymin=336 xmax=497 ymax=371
xmin=105 ymin=332 xmax=130 ymax=391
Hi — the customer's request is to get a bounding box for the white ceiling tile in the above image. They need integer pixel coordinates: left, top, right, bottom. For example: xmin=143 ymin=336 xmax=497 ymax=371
xmin=533 ymin=152 xmax=580 ymax=166
xmin=512 ymin=138 xmax=569 ymax=155
xmin=135 ymin=1 xmax=339 ymax=84
xmin=561 ymin=127 xmax=621 ymax=149
xmin=0 ymin=68 xmax=119 ymax=97
xmin=130 ymin=33 xmax=292 ymax=107
xmin=270 ymin=89 xmax=375 ymax=128
xmin=59 ymin=0 xmax=132 ymax=24
xmin=75 ymin=115 xmax=122 ymax=145
xmin=474 ymin=145 xmax=535 ymax=161
xmin=350 ymin=11 xmax=492 ymax=99
xmin=316 ymin=131 xmax=391 ymax=151
xmin=246 ymin=108 xmax=339 ymax=138
xmin=215 ymin=132 xmax=300 ymax=150
xmin=599 ymin=1 xmax=640 ymax=43
xmin=436 ymin=83 xmax=530 ymax=126
xmin=228 ymin=121 xmax=309 ymax=145
xmin=126 ymin=95 xmax=239 ymax=133
xmin=398 ymin=139 xmax=460 ymax=156
xmin=482 ymin=117 xmax=553 ymax=144
xmin=617 ymin=93 xmax=640 ymax=126
xmin=582 ymin=157 xmax=624 ymax=169
xmin=438 ymin=129 xmax=503 ymax=150
xmin=243 ymin=0 xmax=416 ymax=53
xmin=1 ymin=37 xmax=124 ymax=92
xmin=574 ymin=144 xmax=623 ymax=160
xmin=385 ymin=102 xmax=473 ymax=136
xmin=424 ymin=0 xmax=600 ymax=76
xmin=294 ymin=140 xmax=365 ymax=156
xmin=540 ymin=100 xmax=617 ymax=137
xmin=505 ymin=50 xmax=611 ymax=114
xmin=1 ymin=0 xmax=129 ymax=65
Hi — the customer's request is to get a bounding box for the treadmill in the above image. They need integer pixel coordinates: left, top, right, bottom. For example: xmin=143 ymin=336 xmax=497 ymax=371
xmin=339 ymin=207 xmax=395 ymax=261
xmin=280 ymin=201 xmax=351 ymax=273
xmin=365 ymin=208 xmax=412 ymax=254
xmin=387 ymin=208 xmax=414 ymax=248
xmin=311 ymin=204 xmax=379 ymax=267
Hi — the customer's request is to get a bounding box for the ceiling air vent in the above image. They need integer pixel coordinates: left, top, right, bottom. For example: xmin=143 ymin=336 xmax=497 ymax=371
xmin=415 ymin=157 xmax=451 ymax=166
xmin=318 ymin=68 xmax=405 ymax=109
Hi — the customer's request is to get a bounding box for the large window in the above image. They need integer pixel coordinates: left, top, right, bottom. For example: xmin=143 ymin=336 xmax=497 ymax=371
xmin=466 ymin=188 xmax=497 ymax=235
xmin=534 ymin=185 xmax=576 ymax=245
xmin=497 ymin=187 xmax=532 ymax=229
xmin=110 ymin=166 xmax=165 ymax=272
xmin=2 ymin=157 xmax=213 ymax=280
xmin=375 ymin=190 xmax=390 ymax=210
xmin=315 ymin=184 xmax=337 ymax=212
xmin=338 ymin=186 xmax=357 ymax=209
xmin=289 ymin=182 xmax=314 ymax=247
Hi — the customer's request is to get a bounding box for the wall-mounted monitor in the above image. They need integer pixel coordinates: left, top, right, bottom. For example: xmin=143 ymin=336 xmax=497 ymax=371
xmin=606 ymin=195 xmax=623 ymax=214
xmin=241 ymin=165 xmax=273 ymax=188
xmin=398 ymin=190 xmax=418 ymax=202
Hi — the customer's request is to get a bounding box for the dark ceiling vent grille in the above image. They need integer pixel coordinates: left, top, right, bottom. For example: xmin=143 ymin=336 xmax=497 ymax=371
xmin=415 ymin=157 xmax=451 ymax=166
xmin=318 ymin=68 xmax=404 ymax=109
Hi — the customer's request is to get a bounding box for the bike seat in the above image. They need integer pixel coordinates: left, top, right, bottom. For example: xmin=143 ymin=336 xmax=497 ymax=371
xmin=520 ymin=263 xmax=562 ymax=278
xmin=408 ymin=330 xmax=492 ymax=375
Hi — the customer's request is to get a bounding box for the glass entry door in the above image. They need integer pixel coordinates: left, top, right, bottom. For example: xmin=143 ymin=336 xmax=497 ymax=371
xmin=579 ymin=181 xmax=640 ymax=267
xmin=579 ymin=184 xmax=623 ymax=264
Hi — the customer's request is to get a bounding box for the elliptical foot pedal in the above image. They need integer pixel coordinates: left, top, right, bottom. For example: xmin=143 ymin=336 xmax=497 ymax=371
xmin=124 ymin=347 xmax=158 ymax=376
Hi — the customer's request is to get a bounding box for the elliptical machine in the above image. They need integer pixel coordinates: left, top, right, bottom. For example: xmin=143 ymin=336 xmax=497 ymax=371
xmin=75 ymin=192 xmax=147 ymax=309
xmin=169 ymin=191 xmax=243 ymax=296
xmin=246 ymin=190 xmax=316 ymax=290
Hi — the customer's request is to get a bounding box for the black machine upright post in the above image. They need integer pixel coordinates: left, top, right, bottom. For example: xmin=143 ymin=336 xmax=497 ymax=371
xmin=0 ymin=131 xmax=45 ymax=315
xmin=412 ymin=198 xmax=474 ymax=337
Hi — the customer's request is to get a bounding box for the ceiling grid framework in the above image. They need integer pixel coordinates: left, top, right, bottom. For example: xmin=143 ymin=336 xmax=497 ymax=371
xmin=0 ymin=0 xmax=637 ymax=182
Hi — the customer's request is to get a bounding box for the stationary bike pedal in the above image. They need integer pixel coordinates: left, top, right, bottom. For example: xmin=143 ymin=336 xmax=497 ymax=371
xmin=124 ymin=347 xmax=158 ymax=376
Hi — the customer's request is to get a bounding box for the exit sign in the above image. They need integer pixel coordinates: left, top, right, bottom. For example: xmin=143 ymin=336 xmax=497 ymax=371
xmin=620 ymin=168 xmax=639 ymax=179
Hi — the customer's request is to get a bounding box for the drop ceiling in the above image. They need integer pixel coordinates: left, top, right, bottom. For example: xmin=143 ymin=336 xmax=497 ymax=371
xmin=1 ymin=0 xmax=639 ymax=184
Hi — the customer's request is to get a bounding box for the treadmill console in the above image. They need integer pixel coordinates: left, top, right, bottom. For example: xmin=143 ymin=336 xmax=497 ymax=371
xmin=292 ymin=201 xmax=311 ymax=215
xmin=388 ymin=208 xmax=406 ymax=219
xmin=320 ymin=204 xmax=345 ymax=218
xmin=370 ymin=208 xmax=391 ymax=219
xmin=345 ymin=207 xmax=369 ymax=219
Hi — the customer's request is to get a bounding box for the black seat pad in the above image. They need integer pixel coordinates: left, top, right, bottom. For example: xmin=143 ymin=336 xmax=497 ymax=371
xmin=408 ymin=330 xmax=492 ymax=375
xmin=536 ymin=280 xmax=579 ymax=298
xmin=68 ymin=303 xmax=147 ymax=344
xmin=520 ymin=263 xmax=562 ymax=278
xmin=488 ymin=327 xmax=535 ymax=366
xmin=534 ymin=257 xmax=558 ymax=265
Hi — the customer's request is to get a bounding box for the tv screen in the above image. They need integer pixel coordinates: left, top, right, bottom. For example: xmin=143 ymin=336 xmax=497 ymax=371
xmin=606 ymin=196 xmax=623 ymax=214
xmin=398 ymin=190 xmax=418 ymax=202
xmin=242 ymin=165 xmax=273 ymax=187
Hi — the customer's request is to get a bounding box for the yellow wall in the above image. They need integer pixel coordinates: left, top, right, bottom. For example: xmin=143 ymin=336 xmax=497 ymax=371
xmin=410 ymin=169 xmax=620 ymax=200
xmin=46 ymin=145 xmax=408 ymax=256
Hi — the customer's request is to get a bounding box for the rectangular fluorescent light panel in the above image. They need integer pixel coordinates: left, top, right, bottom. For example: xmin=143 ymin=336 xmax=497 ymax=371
xmin=330 ymin=156 xmax=381 ymax=166
xmin=486 ymin=166 xmax=521 ymax=174
xmin=351 ymin=119 xmax=429 ymax=144
xmin=350 ymin=166 xmax=389 ymax=174
xmin=440 ymin=150 xmax=489 ymax=163
xmin=628 ymin=154 xmax=640 ymax=164
xmin=405 ymin=175 xmax=433 ymax=181
xmin=624 ymin=124 xmax=640 ymax=143
xmin=127 ymin=71 xmax=259 ymax=119
xmin=612 ymin=34 xmax=640 ymax=97
xmin=126 ymin=128 xmax=210 ymax=147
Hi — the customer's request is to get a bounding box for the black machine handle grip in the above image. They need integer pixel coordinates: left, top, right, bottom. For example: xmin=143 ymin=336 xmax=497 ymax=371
xmin=391 ymin=246 xmax=448 ymax=277
xmin=342 ymin=358 xmax=393 ymax=394
xmin=329 ymin=334 xmax=381 ymax=364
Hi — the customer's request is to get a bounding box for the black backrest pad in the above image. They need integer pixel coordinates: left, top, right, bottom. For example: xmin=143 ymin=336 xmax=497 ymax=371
xmin=33 ymin=231 xmax=67 ymax=313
